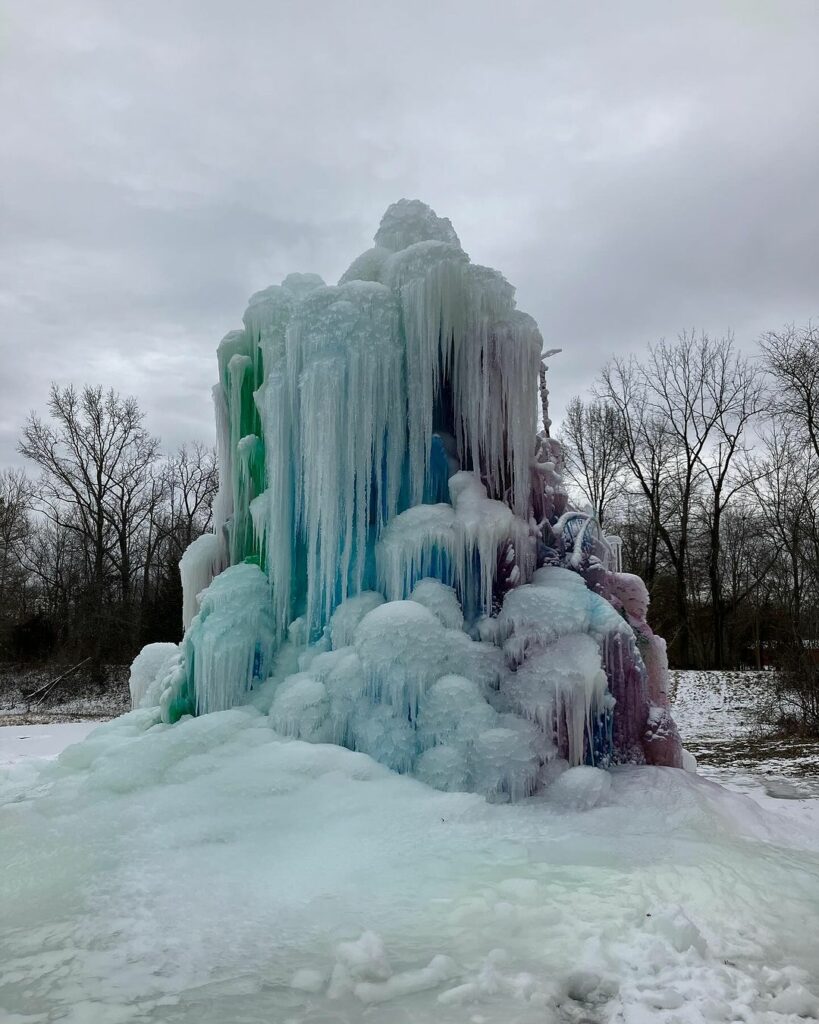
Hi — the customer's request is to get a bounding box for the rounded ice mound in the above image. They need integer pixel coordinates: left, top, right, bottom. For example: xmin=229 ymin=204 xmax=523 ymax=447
xmin=381 ymin=239 xmax=468 ymax=289
xmin=549 ymin=766 xmax=612 ymax=811
xmin=281 ymin=272 xmax=325 ymax=300
xmin=471 ymin=721 xmax=541 ymax=802
xmin=415 ymin=744 xmax=469 ymax=791
xmin=354 ymin=601 xmax=447 ymax=712
xmin=269 ymin=673 xmax=331 ymax=742
xmin=352 ymin=702 xmax=417 ymax=773
xmin=608 ymin=571 xmax=650 ymax=620
xmin=373 ymin=198 xmax=461 ymax=252
xmin=410 ymin=578 xmax=464 ymax=630
xmin=338 ymin=246 xmax=390 ymax=285
xmin=329 ymin=592 xmax=386 ymax=650
xmin=499 ymin=566 xmax=627 ymax=663
xmin=417 ymin=675 xmax=496 ymax=745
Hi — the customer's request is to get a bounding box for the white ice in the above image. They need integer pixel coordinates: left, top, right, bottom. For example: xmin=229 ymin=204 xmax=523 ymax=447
xmin=163 ymin=562 xmax=276 ymax=718
xmin=179 ymin=533 xmax=224 ymax=631
xmin=129 ymin=641 xmax=178 ymax=708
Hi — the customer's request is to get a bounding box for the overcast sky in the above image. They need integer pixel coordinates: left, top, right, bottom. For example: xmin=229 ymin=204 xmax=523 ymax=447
xmin=1 ymin=1 xmax=818 ymax=466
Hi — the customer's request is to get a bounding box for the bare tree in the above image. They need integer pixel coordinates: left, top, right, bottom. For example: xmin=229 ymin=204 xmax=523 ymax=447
xmin=598 ymin=332 xmax=761 ymax=666
xmin=19 ymin=384 xmax=161 ymax=663
xmin=597 ymin=350 xmax=695 ymax=661
xmin=558 ymin=397 xmax=625 ymax=528
xmin=162 ymin=443 xmax=218 ymax=553
xmin=761 ymin=322 xmax=819 ymax=460
xmin=0 ymin=468 xmax=33 ymax=649
xmin=693 ymin=341 xmax=765 ymax=666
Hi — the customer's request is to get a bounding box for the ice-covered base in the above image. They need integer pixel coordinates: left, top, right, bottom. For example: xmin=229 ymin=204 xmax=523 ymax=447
xmin=2 ymin=713 xmax=819 ymax=1024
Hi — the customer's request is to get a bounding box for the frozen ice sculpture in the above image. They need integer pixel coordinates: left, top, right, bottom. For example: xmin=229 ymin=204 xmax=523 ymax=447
xmin=132 ymin=199 xmax=682 ymax=800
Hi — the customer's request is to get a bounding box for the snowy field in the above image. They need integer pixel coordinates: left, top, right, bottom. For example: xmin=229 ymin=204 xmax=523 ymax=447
xmin=1 ymin=682 xmax=819 ymax=1023
xmin=0 ymin=721 xmax=99 ymax=767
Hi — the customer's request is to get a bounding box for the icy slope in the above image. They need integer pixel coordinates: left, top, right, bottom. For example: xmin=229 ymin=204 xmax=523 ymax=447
xmin=2 ymin=711 xmax=818 ymax=1024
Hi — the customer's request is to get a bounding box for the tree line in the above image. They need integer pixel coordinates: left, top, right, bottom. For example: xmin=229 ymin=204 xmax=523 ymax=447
xmin=0 ymin=384 xmax=216 ymax=671
xmin=559 ymin=323 xmax=819 ymax=733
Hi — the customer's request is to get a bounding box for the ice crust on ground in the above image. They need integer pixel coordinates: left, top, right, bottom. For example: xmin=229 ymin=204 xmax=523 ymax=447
xmin=2 ymin=713 xmax=818 ymax=1024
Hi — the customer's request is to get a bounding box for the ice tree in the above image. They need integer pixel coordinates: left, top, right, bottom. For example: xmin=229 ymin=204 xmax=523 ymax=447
xmin=130 ymin=199 xmax=683 ymax=801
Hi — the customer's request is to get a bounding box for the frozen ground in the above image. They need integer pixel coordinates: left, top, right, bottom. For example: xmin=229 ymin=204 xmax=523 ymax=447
xmin=1 ymin=678 xmax=818 ymax=1023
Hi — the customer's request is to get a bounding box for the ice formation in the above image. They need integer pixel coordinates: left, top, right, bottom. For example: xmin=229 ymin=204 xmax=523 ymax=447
xmin=133 ymin=198 xmax=683 ymax=799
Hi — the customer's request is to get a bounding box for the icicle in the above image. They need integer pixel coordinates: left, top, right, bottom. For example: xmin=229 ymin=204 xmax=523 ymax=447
xmin=180 ymin=532 xmax=225 ymax=631
xmin=183 ymin=562 xmax=276 ymax=716
xmin=286 ymin=281 xmax=405 ymax=636
xmin=211 ymin=383 xmax=232 ymax=542
xmin=231 ymin=433 xmax=264 ymax=563
xmin=377 ymin=471 xmax=532 ymax=617
xmin=255 ymin=373 xmax=294 ymax=641
xmin=382 ymin=244 xmax=540 ymax=517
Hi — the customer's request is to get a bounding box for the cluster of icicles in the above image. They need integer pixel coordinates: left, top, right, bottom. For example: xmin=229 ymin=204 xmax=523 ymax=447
xmin=131 ymin=200 xmax=683 ymax=801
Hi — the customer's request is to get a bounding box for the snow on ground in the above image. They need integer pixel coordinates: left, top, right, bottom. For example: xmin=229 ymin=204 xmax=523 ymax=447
xmin=0 ymin=721 xmax=99 ymax=768
xmin=2 ymin=706 xmax=819 ymax=1024
xmin=0 ymin=664 xmax=131 ymax=726
xmin=671 ymin=670 xmax=819 ymax=838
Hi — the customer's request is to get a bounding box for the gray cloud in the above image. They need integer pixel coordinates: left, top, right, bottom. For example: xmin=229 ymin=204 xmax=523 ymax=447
xmin=1 ymin=0 xmax=818 ymax=465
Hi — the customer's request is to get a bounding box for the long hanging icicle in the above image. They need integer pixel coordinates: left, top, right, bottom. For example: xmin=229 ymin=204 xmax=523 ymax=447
xmin=286 ymin=282 xmax=405 ymax=635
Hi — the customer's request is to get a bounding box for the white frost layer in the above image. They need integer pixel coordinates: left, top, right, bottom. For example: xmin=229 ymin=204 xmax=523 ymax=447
xmin=3 ymin=712 xmax=819 ymax=1024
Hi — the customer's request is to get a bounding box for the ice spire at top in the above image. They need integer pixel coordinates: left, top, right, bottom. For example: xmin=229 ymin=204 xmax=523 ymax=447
xmin=373 ymin=198 xmax=461 ymax=252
